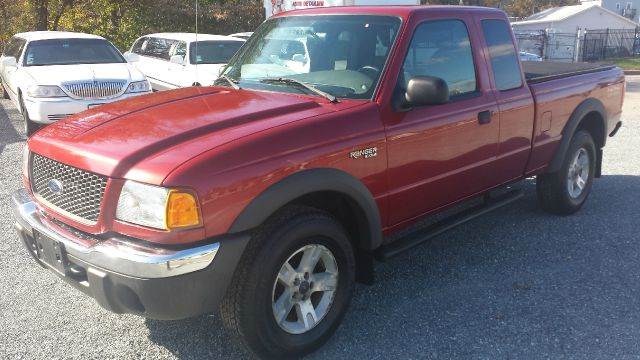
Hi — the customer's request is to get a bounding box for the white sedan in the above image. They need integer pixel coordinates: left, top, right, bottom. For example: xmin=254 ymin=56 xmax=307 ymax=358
xmin=124 ymin=33 xmax=245 ymax=90
xmin=0 ymin=31 xmax=151 ymax=136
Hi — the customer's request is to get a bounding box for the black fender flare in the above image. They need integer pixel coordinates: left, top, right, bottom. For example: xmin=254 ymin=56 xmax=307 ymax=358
xmin=229 ymin=168 xmax=383 ymax=251
xmin=546 ymin=98 xmax=606 ymax=174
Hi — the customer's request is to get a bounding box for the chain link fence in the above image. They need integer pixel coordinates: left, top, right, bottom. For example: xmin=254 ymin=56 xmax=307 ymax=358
xmin=515 ymin=27 xmax=640 ymax=62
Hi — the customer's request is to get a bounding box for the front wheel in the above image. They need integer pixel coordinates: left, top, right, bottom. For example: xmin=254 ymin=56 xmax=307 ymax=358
xmin=19 ymin=94 xmax=39 ymax=137
xmin=537 ymin=130 xmax=596 ymax=215
xmin=220 ymin=207 xmax=355 ymax=358
xmin=1 ymin=82 xmax=9 ymax=99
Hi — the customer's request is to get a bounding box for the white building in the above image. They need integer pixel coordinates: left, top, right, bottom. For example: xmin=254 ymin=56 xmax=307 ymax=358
xmin=512 ymin=3 xmax=638 ymax=33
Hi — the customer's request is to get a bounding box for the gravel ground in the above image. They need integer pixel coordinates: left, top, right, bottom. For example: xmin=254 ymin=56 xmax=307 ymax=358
xmin=1 ymin=77 xmax=639 ymax=359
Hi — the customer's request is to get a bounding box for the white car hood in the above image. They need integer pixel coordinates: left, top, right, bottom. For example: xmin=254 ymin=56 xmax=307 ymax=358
xmin=24 ymin=63 xmax=145 ymax=85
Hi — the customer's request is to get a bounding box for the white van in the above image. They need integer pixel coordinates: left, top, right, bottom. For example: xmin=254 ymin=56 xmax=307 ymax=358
xmin=124 ymin=33 xmax=245 ymax=90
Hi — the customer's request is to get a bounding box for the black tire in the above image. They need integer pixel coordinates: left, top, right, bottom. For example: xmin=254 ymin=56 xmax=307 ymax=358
xmin=537 ymin=130 xmax=596 ymax=215
xmin=19 ymin=94 xmax=39 ymax=137
xmin=220 ymin=206 xmax=355 ymax=359
xmin=1 ymin=82 xmax=8 ymax=99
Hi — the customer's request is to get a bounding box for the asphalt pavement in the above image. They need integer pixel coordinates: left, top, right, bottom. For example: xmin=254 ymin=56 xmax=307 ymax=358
xmin=1 ymin=77 xmax=639 ymax=359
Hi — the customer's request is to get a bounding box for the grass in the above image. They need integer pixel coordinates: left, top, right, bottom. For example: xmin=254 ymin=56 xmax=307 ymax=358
xmin=610 ymin=57 xmax=640 ymax=70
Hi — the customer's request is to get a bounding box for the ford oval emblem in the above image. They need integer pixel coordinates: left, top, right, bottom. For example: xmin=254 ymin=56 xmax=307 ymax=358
xmin=48 ymin=179 xmax=64 ymax=195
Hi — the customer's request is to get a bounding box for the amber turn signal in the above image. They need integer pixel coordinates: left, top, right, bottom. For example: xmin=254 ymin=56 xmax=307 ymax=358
xmin=165 ymin=191 xmax=201 ymax=229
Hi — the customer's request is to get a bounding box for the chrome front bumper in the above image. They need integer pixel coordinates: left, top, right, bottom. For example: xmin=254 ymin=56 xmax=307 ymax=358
xmin=12 ymin=188 xmax=219 ymax=278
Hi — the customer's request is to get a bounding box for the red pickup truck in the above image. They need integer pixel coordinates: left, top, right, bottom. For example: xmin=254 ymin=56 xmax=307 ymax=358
xmin=13 ymin=5 xmax=624 ymax=358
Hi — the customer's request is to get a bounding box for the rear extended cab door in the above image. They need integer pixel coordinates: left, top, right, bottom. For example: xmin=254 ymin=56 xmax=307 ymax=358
xmin=474 ymin=14 xmax=535 ymax=183
xmin=381 ymin=11 xmax=501 ymax=227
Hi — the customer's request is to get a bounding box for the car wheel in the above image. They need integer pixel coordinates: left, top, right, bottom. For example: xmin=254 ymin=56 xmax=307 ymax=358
xmin=19 ymin=94 xmax=39 ymax=137
xmin=1 ymin=82 xmax=9 ymax=99
xmin=537 ymin=130 xmax=596 ymax=215
xmin=220 ymin=206 xmax=355 ymax=358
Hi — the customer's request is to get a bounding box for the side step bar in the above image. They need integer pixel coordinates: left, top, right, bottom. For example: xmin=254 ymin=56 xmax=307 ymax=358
xmin=375 ymin=190 xmax=524 ymax=261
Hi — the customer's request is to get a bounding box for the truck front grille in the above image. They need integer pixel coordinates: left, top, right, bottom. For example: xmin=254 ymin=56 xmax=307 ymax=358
xmin=30 ymin=153 xmax=107 ymax=223
xmin=62 ymin=80 xmax=127 ymax=100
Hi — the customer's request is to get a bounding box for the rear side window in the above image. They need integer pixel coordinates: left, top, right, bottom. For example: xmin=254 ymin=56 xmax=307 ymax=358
xmin=481 ymin=19 xmax=522 ymax=91
xmin=401 ymin=19 xmax=477 ymax=98
xmin=189 ymin=41 xmax=243 ymax=64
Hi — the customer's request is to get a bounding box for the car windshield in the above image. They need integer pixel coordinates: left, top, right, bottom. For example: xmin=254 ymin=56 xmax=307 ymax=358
xmin=220 ymin=15 xmax=401 ymax=100
xmin=23 ymin=38 xmax=125 ymax=66
xmin=190 ymin=41 xmax=244 ymax=65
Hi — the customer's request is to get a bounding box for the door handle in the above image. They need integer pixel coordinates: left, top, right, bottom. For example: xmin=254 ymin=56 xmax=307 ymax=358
xmin=478 ymin=110 xmax=492 ymax=125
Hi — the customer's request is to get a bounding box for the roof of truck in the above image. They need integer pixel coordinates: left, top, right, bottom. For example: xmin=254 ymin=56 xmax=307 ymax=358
xmin=13 ymin=31 xmax=105 ymax=41
xmin=273 ymin=5 xmax=506 ymax=18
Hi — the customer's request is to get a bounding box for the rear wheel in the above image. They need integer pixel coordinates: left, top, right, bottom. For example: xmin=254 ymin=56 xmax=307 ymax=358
xmin=537 ymin=130 xmax=596 ymax=215
xmin=19 ymin=93 xmax=39 ymax=137
xmin=220 ymin=207 xmax=355 ymax=358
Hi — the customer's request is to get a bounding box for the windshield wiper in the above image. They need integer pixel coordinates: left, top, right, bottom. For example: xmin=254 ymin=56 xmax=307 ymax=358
xmin=260 ymin=77 xmax=338 ymax=103
xmin=217 ymin=75 xmax=241 ymax=90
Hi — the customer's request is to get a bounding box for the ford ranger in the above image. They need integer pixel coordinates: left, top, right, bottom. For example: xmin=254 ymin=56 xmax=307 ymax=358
xmin=12 ymin=6 xmax=624 ymax=359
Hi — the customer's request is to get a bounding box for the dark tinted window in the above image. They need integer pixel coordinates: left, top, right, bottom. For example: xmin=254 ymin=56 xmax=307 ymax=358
xmin=402 ymin=20 xmax=477 ymax=97
xmin=23 ymin=38 xmax=125 ymax=66
xmin=3 ymin=37 xmax=26 ymax=58
xmin=140 ymin=37 xmax=176 ymax=60
xmin=190 ymin=41 xmax=243 ymax=64
xmin=481 ymin=19 xmax=522 ymax=91
xmin=131 ymin=37 xmax=147 ymax=54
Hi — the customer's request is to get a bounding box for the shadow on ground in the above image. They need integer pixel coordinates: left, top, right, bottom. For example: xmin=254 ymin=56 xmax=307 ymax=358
xmin=145 ymin=174 xmax=640 ymax=359
xmin=0 ymin=101 xmax=23 ymax=154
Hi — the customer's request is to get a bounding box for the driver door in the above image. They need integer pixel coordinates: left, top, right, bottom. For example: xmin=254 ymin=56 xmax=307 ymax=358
xmin=384 ymin=16 xmax=500 ymax=225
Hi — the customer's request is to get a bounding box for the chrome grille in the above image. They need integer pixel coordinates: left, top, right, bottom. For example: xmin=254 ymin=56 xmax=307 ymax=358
xmin=47 ymin=114 xmax=74 ymax=122
xmin=62 ymin=80 xmax=127 ymax=100
xmin=30 ymin=153 xmax=107 ymax=223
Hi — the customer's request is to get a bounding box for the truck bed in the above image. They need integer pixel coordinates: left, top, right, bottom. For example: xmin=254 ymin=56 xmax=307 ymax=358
xmin=523 ymin=61 xmax=616 ymax=84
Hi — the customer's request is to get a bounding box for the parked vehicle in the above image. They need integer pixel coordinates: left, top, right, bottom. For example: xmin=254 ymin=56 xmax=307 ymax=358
xmin=229 ymin=32 xmax=253 ymax=40
xmin=13 ymin=6 xmax=624 ymax=359
xmin=519 ymin=50 xmax=543 ymax=61
xmin=124 ymin=33 xmax=245 ymax=90
xmin=0 ymin=31 xmax=151 ymax=136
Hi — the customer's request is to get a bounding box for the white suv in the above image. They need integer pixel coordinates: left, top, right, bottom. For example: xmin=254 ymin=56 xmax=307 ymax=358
xmin=0 ymin=31 xmax=151 ymax=136
xmin=124 ymin=33 xmax=245 ymax=91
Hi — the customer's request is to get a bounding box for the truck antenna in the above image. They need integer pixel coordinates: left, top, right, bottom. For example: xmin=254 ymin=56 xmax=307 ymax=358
xmin=194 ymin=0 xmax=199 ymax=85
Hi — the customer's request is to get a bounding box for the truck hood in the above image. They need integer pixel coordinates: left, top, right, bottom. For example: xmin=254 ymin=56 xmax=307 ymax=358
xmin=28 ymin=86 xmax=359 ymax=184
xmin=24 ymin=63 xmax=145 ymax=85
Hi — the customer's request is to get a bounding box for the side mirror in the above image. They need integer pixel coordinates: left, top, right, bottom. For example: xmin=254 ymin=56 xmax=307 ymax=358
xmin=1 ymin=56 xmax=17 ymax=68
xmin=123 ymin=52 xmax=139 ymax=62
xmin=170 ymin=55 xmax=185 ymax=65
xmin=292 ymin=53 xmax=307 ymax=64
xmin=403 ymin=76 xmax=449 ymax=108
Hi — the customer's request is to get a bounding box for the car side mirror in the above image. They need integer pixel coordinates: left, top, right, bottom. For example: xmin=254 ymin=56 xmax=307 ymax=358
xmin=1 ymin=56 xmax=17 ymax=67
xmin=170 ymin=55 xmax=185 ymax=65
xmin=402 ymin=76 xmax=449 ymax=109
xmin=292 ymin=54 xmax=307 ymax=64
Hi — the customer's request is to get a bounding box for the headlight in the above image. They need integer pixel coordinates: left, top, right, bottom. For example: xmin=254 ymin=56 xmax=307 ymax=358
xmin=116 ymin=181 xmax=201 ymax=230
xmin=27 ymin=85 xmax=67 ymax=98
xmin=125 ymin=80 xmax=151 ymax=94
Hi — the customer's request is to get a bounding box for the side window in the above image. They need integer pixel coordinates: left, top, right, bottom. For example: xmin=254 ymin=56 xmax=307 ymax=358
xmin=131 ymin=37 xmax=147 ymax=55
xmin=481 ymin=19 xmax=523 ymax=91
xmin=3 ymin=38 xmax=19 ymax=58
xmin=402 ymin=19 xmax=477 ymax=98
xmin=142 ymin=37 xmax=175 ymax=60
xmin=172 ymin=41 xmax=187 ymax=59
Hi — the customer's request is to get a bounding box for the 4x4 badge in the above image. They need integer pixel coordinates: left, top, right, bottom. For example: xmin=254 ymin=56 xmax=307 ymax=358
xmin=349 ymin=147 xmax=378 ymax=159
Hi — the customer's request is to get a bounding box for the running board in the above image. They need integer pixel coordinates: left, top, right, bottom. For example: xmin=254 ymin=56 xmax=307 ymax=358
xmin=375 ymin=190 xmax=524 ymax=261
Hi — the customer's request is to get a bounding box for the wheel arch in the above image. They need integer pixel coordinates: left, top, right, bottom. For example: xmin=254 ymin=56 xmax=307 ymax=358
xmin=546 ymin=98 xmax=606 ymax=174
xmin=229 ymin=168 xmax=383 ymax=284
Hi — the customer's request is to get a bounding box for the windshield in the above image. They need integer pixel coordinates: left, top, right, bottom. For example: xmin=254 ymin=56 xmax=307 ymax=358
xmin=190 ymin=41 xmax=244 ymax=65
xmin=24 ymin=38 xmax=125 ymax=66
xmin=221 ymin=15 xmax=401 ymax=100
